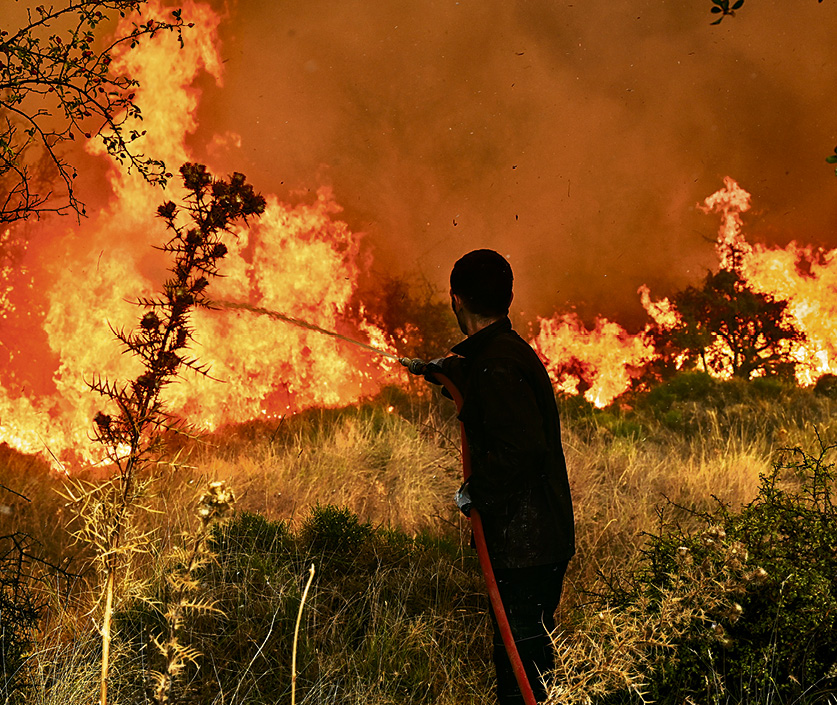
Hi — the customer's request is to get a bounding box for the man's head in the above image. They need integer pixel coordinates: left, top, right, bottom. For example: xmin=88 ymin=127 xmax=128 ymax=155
xmin=450 ymin=249 xmax=513 ymax=334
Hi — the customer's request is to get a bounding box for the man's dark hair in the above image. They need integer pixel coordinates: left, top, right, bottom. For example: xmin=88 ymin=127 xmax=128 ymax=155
xmin=450 ymin=249 xmax=513 ymax=317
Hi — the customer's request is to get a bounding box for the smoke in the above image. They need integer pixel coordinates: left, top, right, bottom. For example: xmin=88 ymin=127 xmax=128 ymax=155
xmin=9 ymin=0 xmax=834 ymax=330
xmin=2 ymin=0 xmax=836 ymax=459
xmin=180 ymin=0 xmax=837 ymax=330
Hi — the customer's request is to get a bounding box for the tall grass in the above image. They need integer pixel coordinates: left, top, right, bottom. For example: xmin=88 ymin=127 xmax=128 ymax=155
xmin=190 ymin=401 xmax=463 ymax=535
xmin=2 ymin=378 xmax=837 ymax=703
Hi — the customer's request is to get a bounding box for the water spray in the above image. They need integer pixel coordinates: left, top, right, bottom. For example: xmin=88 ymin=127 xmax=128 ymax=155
xmin=214 ymin=298 xmax=536 ymax=702
xmin=212 ymin=300 xmax=426 ymax=372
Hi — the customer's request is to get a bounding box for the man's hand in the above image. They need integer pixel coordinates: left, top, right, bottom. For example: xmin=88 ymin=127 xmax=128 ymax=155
xmin=454 ymin=482 xmax=472 ymax=517
xmin=423 ymin=357 xmax=446 ymax=383
xmin=399 ymin=357 xmax=446 ymax=383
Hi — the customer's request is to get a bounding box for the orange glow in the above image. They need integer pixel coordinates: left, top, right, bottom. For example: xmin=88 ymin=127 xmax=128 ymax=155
xmin=3 ymin=2 xmax=837 ymax=464
xmin=531 ymin=313 xmax=653 ymax=408
xmin=745 ymin=243 xmax=837 ymax=385
xmin=531 ymin=177 xmax=837 ymax=404
xmin=0 ymin=1 xmax=398 ymax=466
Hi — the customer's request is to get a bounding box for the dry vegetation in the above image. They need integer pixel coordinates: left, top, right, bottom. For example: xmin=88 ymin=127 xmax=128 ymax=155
xmin=2 ymin=377 xmax=837 ymax=704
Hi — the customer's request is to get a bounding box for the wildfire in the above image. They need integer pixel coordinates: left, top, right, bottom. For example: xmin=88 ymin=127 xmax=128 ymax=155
xmin=3 ymin=1 xmax=837 ymax=465
xmin=533 ymin=176 xmax=837 ymax=406
xmin=745 ymin=242 xmax=837 ymax=385
xmin=0 ymin=1 xmax=398 ymax=465
xmin=531 ymin=314 xmax=653 ymax=408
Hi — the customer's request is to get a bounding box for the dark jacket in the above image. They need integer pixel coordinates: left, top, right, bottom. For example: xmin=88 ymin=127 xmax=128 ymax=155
xmin=440 ymin=317 xmax=575 ymax=570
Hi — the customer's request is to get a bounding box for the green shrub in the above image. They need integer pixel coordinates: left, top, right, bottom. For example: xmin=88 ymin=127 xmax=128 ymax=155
xmin=596 ymin=440 xmax=837 ymax=703
xmin=813 ymin=373 xmax=837 ymax=399
xmin=748 ymin=375 xmax=786 ymax=399
xmin=654 ymin=370 xmax=716 ymax=405
xmin=212 ymin=509 xmax=292 ymax=556
xmin=117 ymin=505 xmax=490 ymax=704
xmin=300 ymin=503 xmax=374 ymax=555
xmin=557 ymin=393 xmax=597 ymax=421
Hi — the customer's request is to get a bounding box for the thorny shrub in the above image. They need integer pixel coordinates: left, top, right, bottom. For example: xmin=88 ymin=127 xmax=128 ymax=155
xmin=554 ymin=438 xmax=837 ymax=704
xmin=61 ymin=162 xmax=264 ymax=705
xmin=0 ymin=532 xmax=43 ymax=702
xmin=117 ymin=506 xmax=490 ymax=704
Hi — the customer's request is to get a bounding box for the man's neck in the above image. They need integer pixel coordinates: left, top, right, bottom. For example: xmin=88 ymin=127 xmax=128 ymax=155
xmin=464 ymin=314 xmax=503 ymax=337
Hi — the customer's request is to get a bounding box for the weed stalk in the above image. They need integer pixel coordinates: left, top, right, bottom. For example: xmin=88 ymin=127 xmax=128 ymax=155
xmin=60 ymin=163 xmax=264 ymax=705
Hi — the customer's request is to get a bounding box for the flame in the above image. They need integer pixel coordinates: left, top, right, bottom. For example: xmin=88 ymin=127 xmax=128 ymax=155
xmin=4 ymin=1 xmax=837 ymax=461
xmin=699 ymin=175 xmax=753 ymax=271
xmin=638 ymin=284 xmax=679 ymax=330
xmin=531 ymin=313 xmax=653 ymax=408
xmin=699 ymin=178 xmax=837 ymax=386
xmin=745 ymin=243 xmax=837 ymax=385
xmin=532 ymin=176 xmax=837 ymax=405
xmin=0 ymin=1 xmax=397 ymax=465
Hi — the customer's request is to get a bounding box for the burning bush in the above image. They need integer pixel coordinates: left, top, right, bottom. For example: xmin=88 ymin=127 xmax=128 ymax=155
xmin=646 ymin=268 xmax=805 ymax=383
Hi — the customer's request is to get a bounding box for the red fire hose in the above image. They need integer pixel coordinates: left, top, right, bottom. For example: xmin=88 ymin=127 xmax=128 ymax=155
xmin=432 ymin=371 xmax=540 ymax=705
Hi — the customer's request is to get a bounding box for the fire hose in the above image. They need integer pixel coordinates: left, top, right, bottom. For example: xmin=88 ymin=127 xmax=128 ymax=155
xmin=401 ymin=357 xmax=540 ymax=705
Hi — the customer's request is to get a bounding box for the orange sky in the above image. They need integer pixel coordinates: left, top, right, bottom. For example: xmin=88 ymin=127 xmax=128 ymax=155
xmin=179 ymin=0 xmax=837 ymax=329
xmin=2 ymin=0 xmax=837 ymax=458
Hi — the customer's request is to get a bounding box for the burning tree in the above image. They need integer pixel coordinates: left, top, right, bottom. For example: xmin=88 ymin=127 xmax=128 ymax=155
xmin=648 ymin=268 xmax=805 ymax=380
xmin=369 ymin=274 xmax=461 ymax=361
xmin=647 ymin=178 xmax=805 ymax=381
xmin=0 ymin=1 xmax=189 ymax=223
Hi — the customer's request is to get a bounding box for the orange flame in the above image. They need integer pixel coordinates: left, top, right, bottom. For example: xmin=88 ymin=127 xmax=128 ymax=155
xmin=532 ymin=176 xmax=837 ymax=404
xmin=531 ymin=313 xmax=653 ymax=408
xmin=699 ymin=175 xmax=753 ymax=271
xmin=0 ymin=1 xmax=397 ymax=465
xmin=745 ymin=242 xmax=837 ymax=385
xmin=4 ymin=1 xmax=837 ymax=463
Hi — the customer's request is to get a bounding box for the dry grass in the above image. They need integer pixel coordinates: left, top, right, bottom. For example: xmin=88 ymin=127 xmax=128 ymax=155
xmin=153 ymin=403 xmax=464 ymax=538
xmin=3 ymin=382 xmax=837 ymax=704
xmin=565 ymin=429 xmax=768 ymax=588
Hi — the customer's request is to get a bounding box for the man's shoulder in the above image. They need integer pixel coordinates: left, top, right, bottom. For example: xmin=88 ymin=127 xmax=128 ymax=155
xmin=471 ymin=332 xmax=552 ymax=390
xmin=477 ymin=328 xmax=542 ymax=365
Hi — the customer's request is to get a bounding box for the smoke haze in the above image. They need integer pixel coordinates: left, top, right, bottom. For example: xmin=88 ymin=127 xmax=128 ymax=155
xmin=184 ymin=0 xmax=837 ymax=329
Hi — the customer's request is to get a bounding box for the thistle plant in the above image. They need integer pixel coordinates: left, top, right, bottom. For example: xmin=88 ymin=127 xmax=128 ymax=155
xmin=147 ymin=480 xmax=236 ymax=705
xmin=61 ymin=162 xmax=265 ymax=705
xmin=552 ymin=439 xmax=837 ymax=704
xmin=546 ymin=526 xmax=763 ymax=705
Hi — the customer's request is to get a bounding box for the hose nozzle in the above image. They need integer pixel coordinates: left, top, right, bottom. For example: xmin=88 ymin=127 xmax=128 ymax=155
xmin=399 ymin=357 xmax=428 ymax=375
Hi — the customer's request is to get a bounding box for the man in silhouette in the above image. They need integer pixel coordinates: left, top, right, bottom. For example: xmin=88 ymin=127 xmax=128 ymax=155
xmin=421 ymin=248 xmax=575 ymax=704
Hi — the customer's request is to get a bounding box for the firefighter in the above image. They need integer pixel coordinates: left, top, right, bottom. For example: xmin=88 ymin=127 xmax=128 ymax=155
xmin=426 ymin=249 xmax=575 ymax=704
